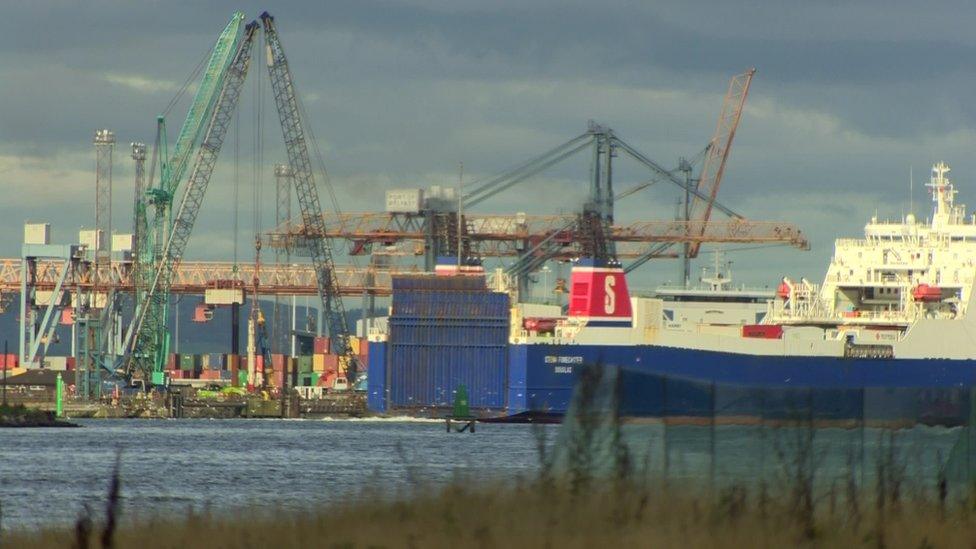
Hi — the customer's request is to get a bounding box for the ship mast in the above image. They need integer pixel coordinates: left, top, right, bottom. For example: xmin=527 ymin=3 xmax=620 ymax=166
xmin=927 ymin=162 xmax=956 ymax=227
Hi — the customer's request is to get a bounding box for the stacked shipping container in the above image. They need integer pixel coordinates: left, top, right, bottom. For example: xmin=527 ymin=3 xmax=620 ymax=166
xmin=369 ymin=275 xmax=510 ymax=413
xmin=295 ymin=335 xmax=369 ymax=389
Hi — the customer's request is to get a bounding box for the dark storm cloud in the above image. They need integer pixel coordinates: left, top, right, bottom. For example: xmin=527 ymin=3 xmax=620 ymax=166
xmin=3 ymin=1 xmax=976 ymax=284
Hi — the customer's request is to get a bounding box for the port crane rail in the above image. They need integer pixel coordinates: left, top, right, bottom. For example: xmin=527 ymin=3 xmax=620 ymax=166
xmin=0 ymin=259 xmax=420 ymax=305
xmin=266 ymin=213 xmax=807 ymax=256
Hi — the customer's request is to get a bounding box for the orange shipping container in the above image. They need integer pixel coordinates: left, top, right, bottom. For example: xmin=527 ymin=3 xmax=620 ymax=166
xmin=313 ymin=337 xmax=330 ymax=354
xmin=312 ymin=354 xmax=326 ymax=372
xmin=0 ymin=354 xmax=18 ymax=369
xmin=323 ymin=354 xmax=339 ymax=374
xmin=269 ymin=370 xmax=284 ymax=387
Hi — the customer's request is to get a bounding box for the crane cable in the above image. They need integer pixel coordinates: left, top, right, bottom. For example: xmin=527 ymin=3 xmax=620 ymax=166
xmin=161 ymin=46 xmax=210 ymax=119
xmin=293 ymin=56 xmax=362 ymax=273
xmin=233 ymin=94 xmax=240 ymax=272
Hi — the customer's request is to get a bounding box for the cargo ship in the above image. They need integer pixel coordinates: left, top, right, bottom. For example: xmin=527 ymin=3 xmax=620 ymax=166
xmin=368 ymin=162 xmax=976 ymax=423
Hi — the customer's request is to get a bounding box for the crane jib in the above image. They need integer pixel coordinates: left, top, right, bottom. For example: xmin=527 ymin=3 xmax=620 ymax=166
xmin=123 ymin=18 xmax=258 ymax=384
xmin=260 ymin=11 xmax=359 ymax=382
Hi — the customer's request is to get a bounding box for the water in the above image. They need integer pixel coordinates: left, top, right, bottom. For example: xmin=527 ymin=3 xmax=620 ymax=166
xmin=0 ymin=418 xmax=556 ymax=531
xmin=4 ymin=418 xmax=971 ymax=532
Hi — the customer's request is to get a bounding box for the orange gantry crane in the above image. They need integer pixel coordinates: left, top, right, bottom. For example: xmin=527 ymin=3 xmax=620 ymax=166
xmin=265 ymin=212 xmax=807 ymax=260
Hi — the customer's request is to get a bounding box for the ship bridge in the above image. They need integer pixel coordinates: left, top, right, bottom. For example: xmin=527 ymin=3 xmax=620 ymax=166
xmin=772 ymin=162 xmax=976 ymax=327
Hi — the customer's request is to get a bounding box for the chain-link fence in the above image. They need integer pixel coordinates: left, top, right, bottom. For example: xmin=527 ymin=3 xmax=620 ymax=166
xmin=554 ymin=364 xmax=976 ymax=499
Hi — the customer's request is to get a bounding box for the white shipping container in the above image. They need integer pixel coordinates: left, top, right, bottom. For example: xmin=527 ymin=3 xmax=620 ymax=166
xmin=356 ymin=316 xmax=388 ymax=337
xmin=112 ymin=233 xmax=134 ymax=252
xmin=385 ymin=189 xmax=424 ymax=213
xmin=24 ymin=223 xmax=51 ymax=245
xmin=43 ymin=356 xmax=68 ymax=371
xmin=79 ymin=229 xmax=105 ymax=251
xmin=205 ymin=288 xmax=244 ymax=305
xmin=69 ymin=292 xmax=108 ymax=309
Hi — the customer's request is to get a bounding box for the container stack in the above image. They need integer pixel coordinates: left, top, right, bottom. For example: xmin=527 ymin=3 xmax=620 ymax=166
xmin=293 ymin=335 xmax=370 ymax=389
xmin=368 ymin=274 xmax=509 ymax=413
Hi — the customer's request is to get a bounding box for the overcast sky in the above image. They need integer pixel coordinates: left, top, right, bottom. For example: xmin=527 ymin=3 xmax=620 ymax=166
xmin=3 ymin=0 xmax=976 ymax=290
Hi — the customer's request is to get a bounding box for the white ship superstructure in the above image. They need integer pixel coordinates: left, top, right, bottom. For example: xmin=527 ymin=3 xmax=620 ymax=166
xmin=774 ymin=162 xmax=976 ymax=328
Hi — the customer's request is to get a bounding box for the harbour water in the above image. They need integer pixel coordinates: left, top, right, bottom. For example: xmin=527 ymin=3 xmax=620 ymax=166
xmin=2 ymin=418 xmax=969 ymax=532
xmin=0 ymin=419 xmax=555 ymax=531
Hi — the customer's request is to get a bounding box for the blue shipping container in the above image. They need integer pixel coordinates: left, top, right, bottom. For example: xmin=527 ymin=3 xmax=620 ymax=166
xmin=367 ymin=342 xmax=388 ymax=412
xmin=387 ymin=342 xmax=508 ymax=410
xmin=384 ymin=283 xmax=510 ymax=412
xmin=392 ymin=275 xmax=486 ymax=292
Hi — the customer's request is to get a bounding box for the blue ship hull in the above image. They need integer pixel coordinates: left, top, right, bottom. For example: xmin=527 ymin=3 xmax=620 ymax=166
xmin=367 ymin=340 xmax=976 ymax=423
xmin=509 ymin=344 xmax=976 ymax=424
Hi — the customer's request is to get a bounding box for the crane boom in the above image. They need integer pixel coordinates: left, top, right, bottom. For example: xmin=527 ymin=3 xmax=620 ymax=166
xmin=164 ymin=13 xmax=246 ymax=197
xmin=126 ymin=12 xmax=245 ymax=379
xmin=260 ymin=11 xmax=358 ymax=381
xmin=687 ymin=68 xmax=755 ymax=257
xmin=124 ymin=21 xmax=259 ymax=383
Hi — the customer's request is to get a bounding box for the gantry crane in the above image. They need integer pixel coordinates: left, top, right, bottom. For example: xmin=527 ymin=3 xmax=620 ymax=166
xmin=261 ymin=11 xmax=360 ymax=382
xmin=687 ymin=69 xmax=755 ymax=259
xmin=627 ymin=69 xmax=756 ymax=278
xmin=123 ymin=16 xmax=258 ymax=384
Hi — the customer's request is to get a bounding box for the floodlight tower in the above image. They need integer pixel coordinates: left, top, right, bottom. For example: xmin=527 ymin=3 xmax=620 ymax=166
xmin=94 ymin=129 xmax=116 ymax=267
xmin=273 ymin=163 xmax=293 ymax=353
xmin=130 ymin=142 xmax=147 ymax=263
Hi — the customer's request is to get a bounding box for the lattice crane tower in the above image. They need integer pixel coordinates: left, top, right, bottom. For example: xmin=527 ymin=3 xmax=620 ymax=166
xmin=94 ymin=129 xmax=116 ymax=266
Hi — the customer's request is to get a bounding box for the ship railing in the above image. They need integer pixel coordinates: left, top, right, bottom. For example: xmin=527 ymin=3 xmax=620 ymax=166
xmin=771 ymin=307 xmax=915 ymax=325
xmin=834 ymin=238 xmax=880 ymax=248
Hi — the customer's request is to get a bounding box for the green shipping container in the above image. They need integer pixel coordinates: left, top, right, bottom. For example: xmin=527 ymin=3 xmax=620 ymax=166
xmin=179 ymin=354 xmax=198 ymax=371
xmin=298 ymin=372 xmax=320 ymax=387
xmin=238 ymin=370 xmax=248 ymax=386
xmin=298 ymin=355 xmax=313 ymax=373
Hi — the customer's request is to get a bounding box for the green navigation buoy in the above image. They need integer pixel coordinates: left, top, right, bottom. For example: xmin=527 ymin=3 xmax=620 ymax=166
xmin=55 ymin=372 xmax=64 ymax=418
xmin=453 ymin=384 xmax=470 ymax=418
xmin=447 ymin=384 xmax=476 ymax=433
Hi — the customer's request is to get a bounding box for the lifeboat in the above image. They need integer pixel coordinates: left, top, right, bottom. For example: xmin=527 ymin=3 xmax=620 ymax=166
xmin=776 ymin=279 xmax=791 ymax=300
xmin=523 ymin=317 xmax=559 ymax=332
xmin=912 ymin=284 xmax=943 ymax=302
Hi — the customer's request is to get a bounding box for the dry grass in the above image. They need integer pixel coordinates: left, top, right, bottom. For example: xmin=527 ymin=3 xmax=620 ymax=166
xmin=6 ymin=478 xmax=976 ymax=549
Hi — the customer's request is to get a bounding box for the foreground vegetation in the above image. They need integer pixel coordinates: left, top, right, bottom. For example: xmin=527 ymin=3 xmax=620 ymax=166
xmin=7 ymin=365 xmax=976 ymax=547
xmin=7 ymin=471 xmax=976 ymax=548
